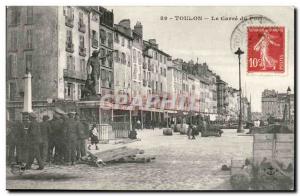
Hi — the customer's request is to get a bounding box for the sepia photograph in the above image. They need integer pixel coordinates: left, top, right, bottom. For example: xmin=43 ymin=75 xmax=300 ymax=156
xmin=5 ymin=5 xmax=295 ymax=191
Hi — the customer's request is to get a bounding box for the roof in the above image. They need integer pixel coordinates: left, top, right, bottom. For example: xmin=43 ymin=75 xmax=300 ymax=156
xmin=143 ymin=40 xmax=171 ymax=57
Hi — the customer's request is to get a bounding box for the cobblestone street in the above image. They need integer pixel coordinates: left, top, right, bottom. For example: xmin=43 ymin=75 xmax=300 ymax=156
xmin=7 ymin=129 xmax=253 ymax=190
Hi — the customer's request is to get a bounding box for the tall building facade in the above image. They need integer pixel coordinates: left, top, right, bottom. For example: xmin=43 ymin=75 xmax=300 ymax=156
xmin=261 ymin=89 xmax=294 ymax=121
xmin=99 ymin=6 xmax=114 ymax=96
xmin=6 ymin=6 xmax=101 ymax=120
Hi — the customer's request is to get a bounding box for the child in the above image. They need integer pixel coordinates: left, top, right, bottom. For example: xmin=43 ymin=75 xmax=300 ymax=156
xmin=88 ymin=124 xmax=99 ymax=150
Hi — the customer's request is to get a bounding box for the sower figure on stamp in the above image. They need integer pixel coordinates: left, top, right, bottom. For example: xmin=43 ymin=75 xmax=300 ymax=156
xmin=254 ymin=31 xmax=280 ymax=70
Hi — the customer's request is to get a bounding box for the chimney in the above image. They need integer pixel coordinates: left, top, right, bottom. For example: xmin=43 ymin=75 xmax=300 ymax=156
xmin=134 ymin=21 xmax=143 ymax=37
xmin=149 ymin=39 xmax=158 ymax=48
xmin=119 ymin=19 xmax=131 ymax=29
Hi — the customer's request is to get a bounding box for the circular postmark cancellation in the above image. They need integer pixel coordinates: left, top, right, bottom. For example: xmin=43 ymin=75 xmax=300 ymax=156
xmin=230 ymin=15 xmax=275 ymax=53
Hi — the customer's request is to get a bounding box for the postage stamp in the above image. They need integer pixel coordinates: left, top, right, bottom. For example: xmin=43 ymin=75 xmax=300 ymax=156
xmin=247 ymin=26 xmax=285 ymax=73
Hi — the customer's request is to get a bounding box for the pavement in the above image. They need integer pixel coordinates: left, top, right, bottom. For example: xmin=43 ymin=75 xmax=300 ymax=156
xmin=6 ymin=128 xmax=253 ymax=190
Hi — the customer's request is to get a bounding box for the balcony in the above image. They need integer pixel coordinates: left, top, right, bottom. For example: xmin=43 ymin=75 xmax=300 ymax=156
xmin=79 ymin=46 xmax=86 ymax=57
xmin=92 ymin=39 xmax=98 ymax=49
xmin=78 ymin=22 xmax=86 ymax=33
xmin=63 ymin=69 xmax=87 ymax=81
xmin=65 ymin=17 xmax=74 ymax=28
xmin=66 ymin=42 xmax=74 ymax=53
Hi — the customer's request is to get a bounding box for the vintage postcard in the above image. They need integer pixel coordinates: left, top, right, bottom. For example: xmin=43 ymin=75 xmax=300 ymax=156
xmin=6 ymin=6 xmax=295 ymax=191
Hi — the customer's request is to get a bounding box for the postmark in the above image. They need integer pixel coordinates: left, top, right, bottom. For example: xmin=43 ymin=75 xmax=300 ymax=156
xmin=230 ymin=15 xmax=274 ymax=53
xmin=247 ymin=26 xmax=285 ymax=73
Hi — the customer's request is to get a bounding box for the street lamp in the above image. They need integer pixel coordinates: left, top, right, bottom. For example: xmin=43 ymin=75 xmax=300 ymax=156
xmin=287 ymin=86 xmax=291 ymax=124
xmin=234 ymin=47 xmax=244 ymax=133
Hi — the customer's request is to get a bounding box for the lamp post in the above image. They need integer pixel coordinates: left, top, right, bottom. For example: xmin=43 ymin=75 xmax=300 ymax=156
xmin=234 ymin=47 xmax=244 ymax=133
xmin=287 ymin=86 xmax=291 ymax=124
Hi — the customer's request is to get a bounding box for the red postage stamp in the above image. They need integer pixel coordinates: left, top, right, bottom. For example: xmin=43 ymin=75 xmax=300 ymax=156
xmin=247 ymin=26 xmax=285 ymax=73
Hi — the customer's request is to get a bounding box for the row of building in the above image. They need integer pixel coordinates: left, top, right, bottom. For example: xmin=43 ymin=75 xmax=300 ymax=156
xmin=261 ymin=88 xmax=294 ymax=122
xmin=6 ymin=6 xmax=251 ymax=125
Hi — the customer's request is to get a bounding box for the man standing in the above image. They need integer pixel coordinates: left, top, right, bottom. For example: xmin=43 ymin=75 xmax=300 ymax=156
xmin=25 ymin=112 xmax=44 ymax=170
xmin=40 ymin=115 xmax=50 ymax=163
xmin=75 ymin=113 xmax=87 ymax=160
xmin=49 ymin=109 xmax=65 ymax=164
xmin=65 ymin=112 xmax=79 ymax=165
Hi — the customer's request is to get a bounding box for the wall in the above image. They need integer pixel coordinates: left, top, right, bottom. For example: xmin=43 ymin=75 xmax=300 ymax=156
xmin=6 ymin=6 xmax=59 ymax=101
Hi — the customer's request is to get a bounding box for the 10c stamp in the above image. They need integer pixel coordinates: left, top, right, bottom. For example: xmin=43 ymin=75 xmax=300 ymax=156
xmin=247 ymin=26 xmax=285 ymax=73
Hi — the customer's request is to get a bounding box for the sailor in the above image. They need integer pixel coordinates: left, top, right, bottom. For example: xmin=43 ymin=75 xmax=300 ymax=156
xmin=49 ymin=108 xmax=66 ymax=164
xmin=25 ymin=112 xmax=44 ymax=170
xmin=40 ymin=115 xmax=50 ymax=163
xmin=75 ymin=113 xmax=87 ymax=160
xmin=65 ymin=112 xmax=79 ymax=165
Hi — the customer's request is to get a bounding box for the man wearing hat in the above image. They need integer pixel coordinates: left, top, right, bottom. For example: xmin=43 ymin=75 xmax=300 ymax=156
xmin=75 ymin=113 xmax=87 ymax=160
xmin=25 ymin=112 xmax=44 ymax=170
xmin=64 ymin=112 xmax=79 ymax=165
xmin=49 ymin=108 xmax=66 ymax=164
xmin=39 ymin=115 xmax=50 ymax=163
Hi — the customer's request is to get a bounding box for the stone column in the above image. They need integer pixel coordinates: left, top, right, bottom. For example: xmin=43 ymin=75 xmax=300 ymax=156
xmin=23 ymin=73 xmax=33 ymax=113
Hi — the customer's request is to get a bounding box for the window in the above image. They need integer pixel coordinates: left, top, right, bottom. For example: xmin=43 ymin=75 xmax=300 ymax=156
xmin=100 ymin=49 xmax=106 ymax=65
xmin=155 ymin=52 xmax=158 ymax=60
xmin=160 ymin=54 xmax=162 ymax=63
xmin=127 ymin=40 xmax=131 ymax=49
xmin=8 ymin=82 xmax=17 ymax=101
xmin=10 ymin=7 xmax=21 ymax=26
xmin=92 ymin=30 xmax=97 ymax=40
xmin=92 ymin=30 xmax=98 ymax=48
xmin=100 ymin=29 xmax=106 ymax=45
xmin=63 ymin=6 xmax=74 ymax=19
xmin=65 ymin=82 xmax=73 ymax=98
xmin=133 ymin=49 xmax=136 ymax=63
xmin=164 ymin=56 xmax=166 ymax=64
xmin=101 ymin=69 xmax=113 ymax=88
xmin=91 ymin=12 xmax=98 ymax=22
xmin=121 ymin=52 xmax=126 ymax=65
xmin=80 ymin=59 xmax=85 ymax=72
xmin=79 ymin=35 xmax=84 ymax=48
xmin=127 ymin=54 xmax=131 ymax=66
xmin=78 ymin=84 xmax=82 ymax=100
xmin=7 ymin=54 xmax=16 ymax=79
xmin=138 ymin=52 xmax=142 ymax=65
xmin=26 ymin=29 xmax=33 ymax=49
xmin=67 ymin=55 xmax=75 ymax=70
xmin=25 ymin=54 xmax=32 ymax=74
xmin=108 ymin=52 xmax=113 ymax=68
xmin=114 ymin=32 xmax=119 ymax=43
xmin=26 ymin=7 xmax=33 ymax=24
xmin=79 ymin=12 xmax=83 ymax=25
xmin=10 ymin=30 xmax=18 ymax=51
xmin=108 ymin=32 xmax=113 ymax=48
xmin=114 ymin=50 xmax=119 ymax=62
xmin=121 ymin=37 xmax=125 ymax=47
xmin=67 ymin=30 xmax=72 ymax=43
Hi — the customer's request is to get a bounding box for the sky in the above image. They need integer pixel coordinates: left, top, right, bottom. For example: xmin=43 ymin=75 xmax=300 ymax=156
xmin=106 ymin=6 xmax=295 ymax=112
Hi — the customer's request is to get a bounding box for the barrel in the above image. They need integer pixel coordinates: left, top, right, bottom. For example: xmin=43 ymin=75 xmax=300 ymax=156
xmin=179 ymin=124 xmax=188 ymax=135
xmin=163 ymin=128 xmax=173 ymax=136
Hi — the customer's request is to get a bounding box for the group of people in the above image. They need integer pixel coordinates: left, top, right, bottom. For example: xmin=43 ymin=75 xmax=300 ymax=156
xmin=7 ymin=109 xmax=100 ymax=170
